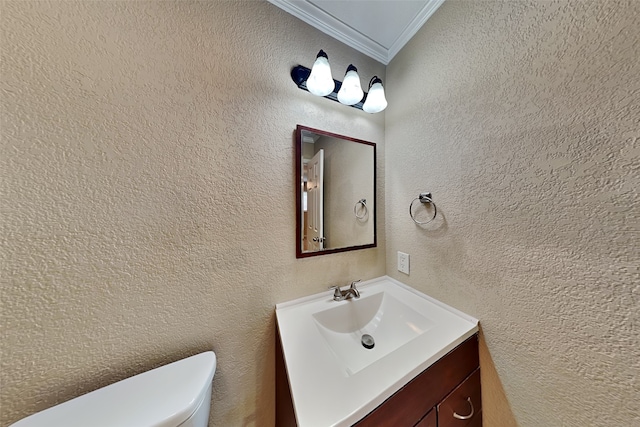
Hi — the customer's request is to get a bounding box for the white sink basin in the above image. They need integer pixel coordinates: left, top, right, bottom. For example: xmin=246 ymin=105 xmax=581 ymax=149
xmin=276 ymin=276 xmax=478 ymax=427
xmin=312 ymin=291 xmax=435 ymax=376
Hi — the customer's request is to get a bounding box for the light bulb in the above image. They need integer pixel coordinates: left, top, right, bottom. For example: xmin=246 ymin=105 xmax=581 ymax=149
xmin=337 ymin=64 xmax=364 ymax=105
xmin=306 ymin=50 xmax=334 ymax=97
xmin=362 ymin=76 xmax=387 ymax=113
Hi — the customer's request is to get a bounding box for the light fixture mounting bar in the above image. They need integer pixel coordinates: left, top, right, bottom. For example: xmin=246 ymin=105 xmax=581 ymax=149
xmin=291 ymin=65 xmax=366 ymax=110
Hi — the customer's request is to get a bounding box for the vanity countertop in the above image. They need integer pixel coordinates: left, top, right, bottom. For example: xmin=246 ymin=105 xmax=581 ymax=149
xmin=275 ymin=275 xmax=479 ymax=427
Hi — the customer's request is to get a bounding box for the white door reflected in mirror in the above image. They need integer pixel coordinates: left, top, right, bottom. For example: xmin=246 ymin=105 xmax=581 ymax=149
xmin=306 ymin=149 xmax=324 ymax=252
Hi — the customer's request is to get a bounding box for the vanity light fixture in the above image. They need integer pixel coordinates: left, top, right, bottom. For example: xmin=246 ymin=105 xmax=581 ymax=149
xmin=290 ymin=50 xmax=387 ymax=113
xmin=337 ymin=65 xmax=364 ymax=105
xmin=305 ymin=50 xmax=334 ymax=97
xmin=362 ymin=76 xmax=388 ymax=114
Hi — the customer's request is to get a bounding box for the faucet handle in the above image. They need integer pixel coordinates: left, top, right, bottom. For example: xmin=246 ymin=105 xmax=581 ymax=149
xmin=349 ymin=280 xmax=361 ymax=298
xmin=328 ymin=285 xmax=342 ymax=299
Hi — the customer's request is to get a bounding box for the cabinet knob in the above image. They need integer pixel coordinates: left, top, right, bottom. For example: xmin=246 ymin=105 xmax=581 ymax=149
xmin=453 ymin=397 xmax=474 ymax=420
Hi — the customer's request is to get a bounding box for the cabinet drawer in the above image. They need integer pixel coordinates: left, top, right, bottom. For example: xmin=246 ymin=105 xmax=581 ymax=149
xmin=438 ymin=368 xmax=482 ymax=427
xmin=414 ymin=408 xmax=436 ymax=427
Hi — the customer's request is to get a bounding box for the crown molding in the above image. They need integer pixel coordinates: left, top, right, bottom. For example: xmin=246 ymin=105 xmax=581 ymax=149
xmin=268 ymin=0 xmax=388 ymax=64
xmin=387 ymin=0 xmax=446 ymax=62
xmin=268 ymin=0 xmax=445 ymax=65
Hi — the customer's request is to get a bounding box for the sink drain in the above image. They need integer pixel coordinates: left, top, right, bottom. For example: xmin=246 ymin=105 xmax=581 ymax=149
xmin=361 ymin=334 xmax=375 ymax=349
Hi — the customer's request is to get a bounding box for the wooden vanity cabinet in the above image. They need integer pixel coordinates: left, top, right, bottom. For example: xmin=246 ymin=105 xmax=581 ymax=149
xmin=412 ymin=368 xmax=482 ymax=427
xmin=414 ymin=409 xmax=437 ymax=427
xmin=276 ymin=333 xmax=480 ymax=427
xmin=438 ymin=368 xmax=482 ymax=427
xmin=354 ymin=334 xmax=481 ymax=427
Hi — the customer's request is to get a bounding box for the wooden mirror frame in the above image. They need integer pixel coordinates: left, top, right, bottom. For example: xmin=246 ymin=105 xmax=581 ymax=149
xmin=295 ymin=125 xmax=377 ymax=258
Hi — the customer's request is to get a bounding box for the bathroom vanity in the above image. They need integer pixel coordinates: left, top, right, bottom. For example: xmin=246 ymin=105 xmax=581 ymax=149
xmin=354 ymin=335 xmax=480 ymax=427
xmin=275 ymin=276 xmax=480 ymax=427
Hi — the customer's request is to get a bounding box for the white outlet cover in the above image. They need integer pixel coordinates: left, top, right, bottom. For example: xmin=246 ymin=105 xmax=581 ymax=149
xmin=397 ymin=251 xmax=410 ymax=274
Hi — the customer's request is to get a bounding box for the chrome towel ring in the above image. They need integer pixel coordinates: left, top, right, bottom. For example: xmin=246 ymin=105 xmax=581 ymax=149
xmin=354 ymin=199 xmax=368 ymax=219
xmin=409 ymin=193 xmax=437 ymax=225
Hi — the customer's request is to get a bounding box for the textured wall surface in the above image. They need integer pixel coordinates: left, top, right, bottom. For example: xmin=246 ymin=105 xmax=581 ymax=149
xmin=3 ymin=1 xmax=639 ymax=426
xmin=0 ymin=1 xmax=386 ymax=425
xmin=385 ymin=1 xmax=639 ymax=426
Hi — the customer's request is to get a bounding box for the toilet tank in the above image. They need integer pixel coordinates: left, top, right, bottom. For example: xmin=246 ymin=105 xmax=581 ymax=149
xmin=10 ymin=351 xmax=217 ymax=427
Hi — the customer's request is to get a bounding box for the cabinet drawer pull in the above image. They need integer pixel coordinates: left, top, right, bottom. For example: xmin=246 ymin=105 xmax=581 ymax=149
xmin=453 ymin=397 xmax=474 ymax=420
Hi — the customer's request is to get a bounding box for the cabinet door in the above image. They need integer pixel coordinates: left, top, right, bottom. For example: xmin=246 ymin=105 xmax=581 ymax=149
xmin=355 ymin=335 xmax=479 ymax=427
xmin=438 ymin=368 xmax=482 ymax=427
xmin=414 ymin=408 xmax=436 ymax=427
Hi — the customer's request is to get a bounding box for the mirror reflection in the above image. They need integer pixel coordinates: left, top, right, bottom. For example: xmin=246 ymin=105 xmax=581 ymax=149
xmin=296 ymin=125 xmax=376 ymax=258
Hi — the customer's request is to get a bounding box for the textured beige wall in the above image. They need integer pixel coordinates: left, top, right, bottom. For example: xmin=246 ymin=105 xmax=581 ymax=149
xmin=385 ymin=1 xmax=639 ymax=426
xmin=0 ymin=1 xmax=385 ymax=425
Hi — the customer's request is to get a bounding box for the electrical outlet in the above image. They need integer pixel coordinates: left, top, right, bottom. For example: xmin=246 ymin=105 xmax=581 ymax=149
xmin=397 ymin=251 xmax=410 ymax=275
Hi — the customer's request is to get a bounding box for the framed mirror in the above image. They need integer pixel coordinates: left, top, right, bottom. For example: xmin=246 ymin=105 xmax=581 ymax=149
xmin=295 ymin=125 xmax=376 ymax=258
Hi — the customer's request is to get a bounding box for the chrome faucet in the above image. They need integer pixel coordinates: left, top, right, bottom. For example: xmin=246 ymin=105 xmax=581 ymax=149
xmin=329 ymin=280 xmax=361 ymax=301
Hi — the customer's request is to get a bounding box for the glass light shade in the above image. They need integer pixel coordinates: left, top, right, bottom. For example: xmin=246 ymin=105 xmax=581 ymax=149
xmin=306 ymin=51 xmax=334 ymax=97
xmin=337 ymin=65 xmax=364 ymax=105
xmin=362 ymin=78 xmax=387 ymax=113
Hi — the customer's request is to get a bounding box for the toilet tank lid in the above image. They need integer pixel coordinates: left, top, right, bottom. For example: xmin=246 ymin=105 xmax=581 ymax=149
xmin=10 ymin=351 xmax=217 ymax=427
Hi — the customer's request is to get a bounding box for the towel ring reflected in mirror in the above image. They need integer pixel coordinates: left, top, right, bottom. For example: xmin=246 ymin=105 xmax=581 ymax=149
xmin=409 ymin=192 xmax=437 ymax=225
xmin=354 ymin=199 xmax=368 ymax=220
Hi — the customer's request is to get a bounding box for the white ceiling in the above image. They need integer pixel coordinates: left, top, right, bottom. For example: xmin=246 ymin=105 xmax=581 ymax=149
xmin=268 ymin=0 xmax=445 ymax=64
